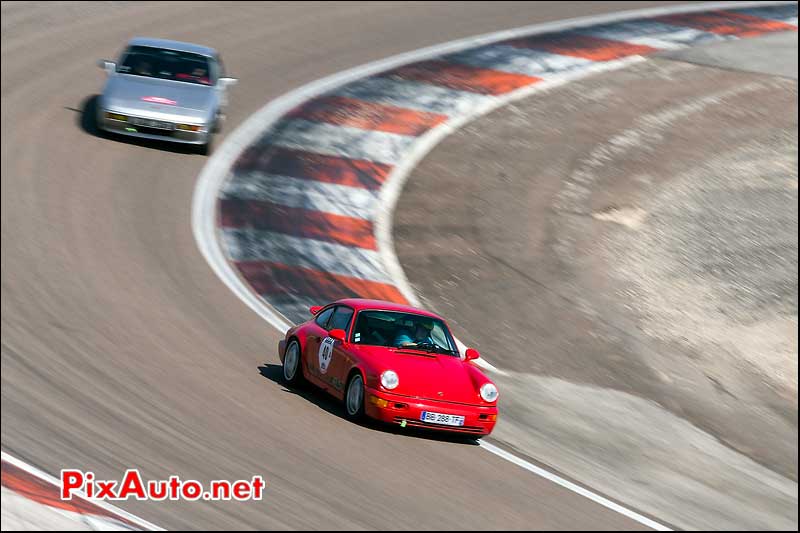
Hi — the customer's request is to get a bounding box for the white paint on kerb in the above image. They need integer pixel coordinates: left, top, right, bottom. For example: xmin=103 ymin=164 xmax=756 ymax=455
xmin=267 ymin=119 xmax=417 ymax=165
xmin=334 ymin=77 xmax=492 ymax=115
xmin=576 ymin=20 xmax=729 ymax=49
xmin=222 ymin=229 xmax=391 ymax=283
xmin=444 ymin=46 xmax=595 ymax=77
xmin=222 ymin=172 xmax=379 ymax=220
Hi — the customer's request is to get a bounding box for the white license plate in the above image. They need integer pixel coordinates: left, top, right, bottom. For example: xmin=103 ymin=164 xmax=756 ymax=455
xmin=420 ymin=411 xmax=465 ymax=427
xmin=130 ymin=117 xmax=173 ymax=130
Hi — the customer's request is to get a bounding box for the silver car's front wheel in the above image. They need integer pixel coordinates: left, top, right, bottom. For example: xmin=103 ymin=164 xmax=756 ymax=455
xmin=282 ymin=340 xmax=303 ymax=385
xmin=198 ymin=137 xmax=213 ymax=156
xmin=212 ymin=110 xmax=223 ymax=133
xmin=345 ymin=373 xmax=365 ymax=420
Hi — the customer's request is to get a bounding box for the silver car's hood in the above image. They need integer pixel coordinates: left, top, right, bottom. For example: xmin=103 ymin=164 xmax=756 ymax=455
xmin=102 ymin=74 xmax=214 ymax=121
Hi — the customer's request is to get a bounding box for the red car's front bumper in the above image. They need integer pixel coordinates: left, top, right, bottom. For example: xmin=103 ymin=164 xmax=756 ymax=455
xmin=364 ymin=387 xmax=497 ymax=436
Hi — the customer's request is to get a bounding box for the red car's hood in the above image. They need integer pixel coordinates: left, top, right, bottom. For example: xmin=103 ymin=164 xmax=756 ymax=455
xmin=350 ymin=345 xmax=490 ymax=405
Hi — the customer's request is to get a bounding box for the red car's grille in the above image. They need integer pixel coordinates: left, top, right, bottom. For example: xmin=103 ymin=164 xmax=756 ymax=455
xmin=393 ymin=417 xmax=485 ymax=434
xmin=386 ymin=393 xmax=485 ymax=408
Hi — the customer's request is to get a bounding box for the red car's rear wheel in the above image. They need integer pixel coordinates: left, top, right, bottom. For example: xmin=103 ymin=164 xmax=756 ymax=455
xmin=282 ymin=339 xmax=304 ymax=386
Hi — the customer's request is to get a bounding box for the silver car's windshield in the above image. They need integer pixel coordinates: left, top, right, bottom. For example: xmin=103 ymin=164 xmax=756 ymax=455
xmin=118 ymin=45 xmax=213 ymax=86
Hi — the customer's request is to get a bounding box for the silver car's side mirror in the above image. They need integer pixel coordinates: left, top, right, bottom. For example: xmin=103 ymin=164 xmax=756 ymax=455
xmin=219 ymin=77 xmax=238 ymax=88
xmin=97 ymin=59 xmax=116 ymax=74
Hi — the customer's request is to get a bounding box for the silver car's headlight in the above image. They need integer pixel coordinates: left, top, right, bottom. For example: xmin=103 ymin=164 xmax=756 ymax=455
xmin=380 ymin=370 xmax=399 ymax=390
xmin=480 ymin=383 xmax=498 ymax=403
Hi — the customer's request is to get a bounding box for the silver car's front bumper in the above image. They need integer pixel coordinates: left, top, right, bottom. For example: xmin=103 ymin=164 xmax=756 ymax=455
xmin=98 ymin=115 xmax=210 ymax=145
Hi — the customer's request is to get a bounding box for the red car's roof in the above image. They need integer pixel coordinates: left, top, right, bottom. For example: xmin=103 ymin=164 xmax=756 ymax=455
xmin=333 ymin=298 xmax=444 ymax=320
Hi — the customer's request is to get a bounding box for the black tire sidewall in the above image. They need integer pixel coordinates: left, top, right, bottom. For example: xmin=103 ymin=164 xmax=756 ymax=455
xmin=198 ymin=133 xmax=213 ymax=155
xmin=344 ymin=373 xmax=366 ymax=420
xmin=212 ymin=112 xmax=222 ymax=133
xmin=283 ymin=340 xmax=303 ymax=385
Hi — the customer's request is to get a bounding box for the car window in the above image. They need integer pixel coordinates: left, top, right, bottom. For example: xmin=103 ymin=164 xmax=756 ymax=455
xmin=117 ymin=45 xmax=212 ymax=85
xmin=328 ymin=306 xmax=354 ymax=334
xmin=314 ymin=307 xmax=335 ymax=329
xmin=352 ymin=310 xmax=457 ymax=355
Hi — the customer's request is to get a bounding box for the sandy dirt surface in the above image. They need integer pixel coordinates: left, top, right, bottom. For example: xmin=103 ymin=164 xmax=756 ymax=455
xmin=395 ymin=35 xmax=798 ymax=530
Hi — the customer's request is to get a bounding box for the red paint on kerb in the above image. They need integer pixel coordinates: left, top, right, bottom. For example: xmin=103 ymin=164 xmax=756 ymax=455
xmin=655 ymin=10 xmax=797 ymax=37
xmin=233 ymin=148 xmax=391 ymax=190
xmin=505 ymin=33 xmax=658 ymax=61
xmin=219 ymin=198 xmax=377 ymax=249
xmin=286 ymin=96 xmax=448 ymax=136
xmin=236 ymin=261 xmax=409 ymax=304
xmin=380 ymin=60 xmax=541 ymax=95
xmin=0 ymin=458 xmax=137 ymax=527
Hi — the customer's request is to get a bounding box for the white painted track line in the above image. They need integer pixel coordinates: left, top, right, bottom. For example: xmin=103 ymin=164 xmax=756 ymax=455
xmin=478 ymin=442 xmax=672 ymax=531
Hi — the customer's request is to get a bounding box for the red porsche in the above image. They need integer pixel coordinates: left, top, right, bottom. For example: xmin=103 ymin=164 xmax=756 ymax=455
xmin=278 ymin=299 xmax=498 ymax=437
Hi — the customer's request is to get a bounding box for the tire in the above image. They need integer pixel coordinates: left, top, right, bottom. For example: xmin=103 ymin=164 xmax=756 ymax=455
xmin=198 ymin=141 xmax=211 ymax=156
xmin=197 ymin=132 xmax=214 ymax=156
xmin=212 ymin=112 xmax=223 ymax=134
xmin=344 ymin=372 xmax=366 ymax=421
xmin=282 ymin=339 xmax=304 ymax=386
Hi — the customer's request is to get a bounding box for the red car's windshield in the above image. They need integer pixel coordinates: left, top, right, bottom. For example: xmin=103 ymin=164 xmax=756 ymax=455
xmin=118 ymin=45 xmax=213 ymax=86
xmin=352 ymin=310 xmax=458 ymax=355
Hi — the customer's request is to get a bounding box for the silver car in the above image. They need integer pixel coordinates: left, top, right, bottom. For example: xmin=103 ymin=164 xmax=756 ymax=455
xmin=96 ymin=37 xmax=237 ymax=154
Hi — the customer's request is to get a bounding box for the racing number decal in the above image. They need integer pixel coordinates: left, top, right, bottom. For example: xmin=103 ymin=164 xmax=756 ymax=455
xmin=318 ymin=337 xmax=336 ymax=374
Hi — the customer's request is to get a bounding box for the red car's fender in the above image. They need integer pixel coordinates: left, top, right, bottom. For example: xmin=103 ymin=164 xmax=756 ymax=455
xmin=279 ymin=300 xmax=498 ymax=410
xmin=279 ymin=325 xmax=304 ymax=365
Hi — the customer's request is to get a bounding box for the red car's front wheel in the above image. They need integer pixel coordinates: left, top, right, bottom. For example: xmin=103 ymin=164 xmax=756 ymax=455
xmin=345 ymin=373 xmax=365 ymax=420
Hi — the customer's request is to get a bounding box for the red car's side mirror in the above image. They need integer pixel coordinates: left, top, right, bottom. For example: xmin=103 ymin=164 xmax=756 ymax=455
xmin=329 ymin=329 xmax=347 ymax=343
xmin=465 ymin=348 xmax=480 ymax=361
xmin=309 ymin=305 xmax=323 ymax=316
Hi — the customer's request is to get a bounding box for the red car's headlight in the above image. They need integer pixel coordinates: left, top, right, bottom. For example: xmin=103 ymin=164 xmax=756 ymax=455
xmin=480 ymin=383 xmax=498 ymax=403
xmin=380 ymin=370 xmax=399 ymax=390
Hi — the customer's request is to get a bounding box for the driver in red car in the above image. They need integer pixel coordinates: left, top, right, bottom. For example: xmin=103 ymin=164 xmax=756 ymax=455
xmin=393 ymin=318 xmax=434 ymax=348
